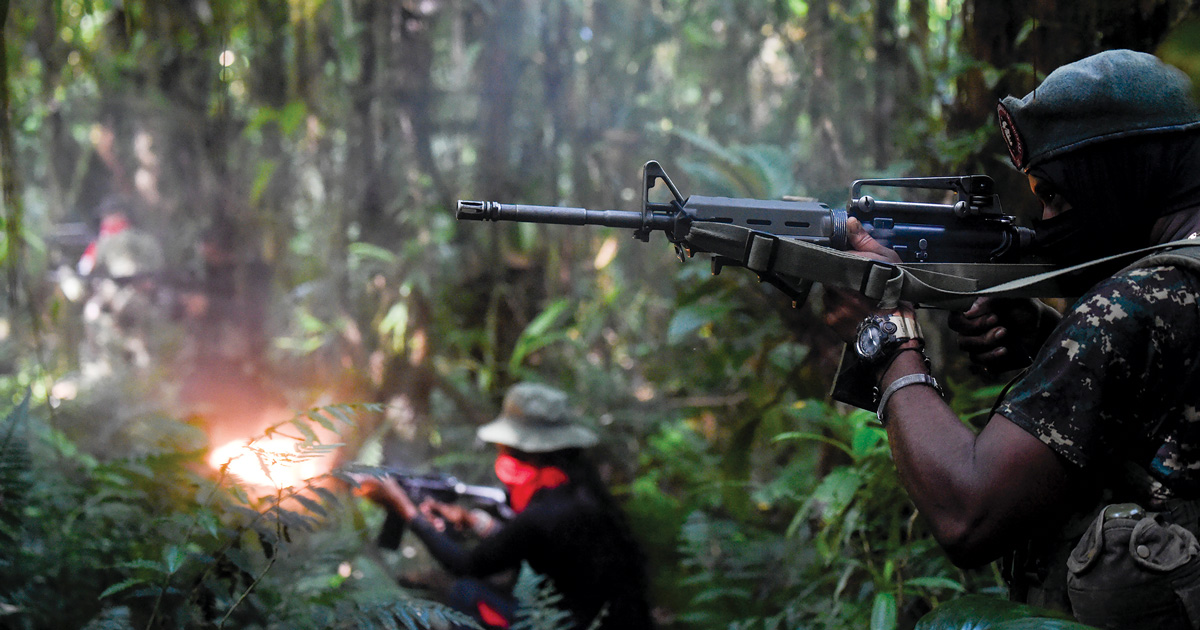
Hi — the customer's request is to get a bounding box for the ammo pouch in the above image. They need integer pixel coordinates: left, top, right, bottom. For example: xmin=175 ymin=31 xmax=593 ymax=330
xmin=1066 ymin=503 xmax=1200 ymax=629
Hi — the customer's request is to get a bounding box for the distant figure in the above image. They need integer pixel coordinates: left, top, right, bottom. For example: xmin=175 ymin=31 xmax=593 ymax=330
xmin=360 ymin=382 xmax=654 ymax=630
xmin=77 ymin=212 xmax=130 ymax=276
xmin=78 ymin=200 xmax=168 ymax=381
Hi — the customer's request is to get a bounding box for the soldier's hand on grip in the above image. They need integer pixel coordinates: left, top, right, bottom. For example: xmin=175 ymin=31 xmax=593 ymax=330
xmin=948 ymin=297 xmax=1060 ymax=373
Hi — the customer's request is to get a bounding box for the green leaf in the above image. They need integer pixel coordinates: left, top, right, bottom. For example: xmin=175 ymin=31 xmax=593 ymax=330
xmin=0 ymin=389 xmax=32 ymax=540
xmin=903 ymin=576 xmax=966 ymax=593
xmin=197 ymin=510 xmax=221 ymax=538
xmin=509 ymin=299 xmax=572 ymax=372
xmin=228 ymin=484 xmax=252 ymax=506
xmin=330 ymin=469 xmax=363 ymax=486
xmin=306 ymin=410 xmax=337 ymax=433
xmin=850 ymin=424 xmax=886 ymax=459
xmin=993 ymin=620 xmax=1100 ymax=630
xmin=270 ymin=506 xmax=317 ymax=531
xmin=915 ymin=595 xmax=1086 ymax=630
xmin=324 ymin=404 xmax=357 ymax=426
xmin=379 ymin=302 xmax=409 ymax=352
xmin=666 ymin=301 xmax=735 ymax=344
xmin=250 ymin=159 xmax=279 ymax=205
xmin=871 ymin=592 xmax=898 ymax=630
xmin=772 ymin=431 xmax=854 ymax=459
xmin=290 ymin=418 xmax=320 ymax=443
xmin=808 ymin=466 xmax=864 ymax=524
xmin=299 ymin=442 xmax=342 ymax=456
xmin=278 ymin=100 xmax=308 ymax=136
xmin=119 ymin=559 xmax=167 ymax=573
xmin=163 ymin=545 xmax=186 ymax=574
xmin=767 ymin=342 xmax=810 ymax=371
xmin=311 ymin=485 xmax=339 ymax=505
xmin=672 ymin=128 xmax=744 ymax=174
xmin=691 ymin=586 xmax=753 ymax=603
xmin=224 ymin=547 xmax=257 ymax=576
xmin=349 ymin=241 xmax=398 ymax=266
xmin=294 ymin=494 xmax=328 ymax=517
xmin=246 ymin=105 xmax=278 ymax=134
xmin=1015 ymin=18 xmax=1038 ymax=47
xmin=99 ymin=577 xmax=147 ymax=599
xmin=1 ymin=388 xmax=30 ymax=445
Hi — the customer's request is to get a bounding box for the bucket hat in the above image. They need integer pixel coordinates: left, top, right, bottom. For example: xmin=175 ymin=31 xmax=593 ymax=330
xmin=998 ymin=49 xmax=1200 ymax=172
xmin=476 ymin=382 xmax=598 ymax=452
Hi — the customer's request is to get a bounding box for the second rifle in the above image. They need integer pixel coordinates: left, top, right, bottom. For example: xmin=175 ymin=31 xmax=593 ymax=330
xmin=354 ymin=469 xmax=512 ymax=549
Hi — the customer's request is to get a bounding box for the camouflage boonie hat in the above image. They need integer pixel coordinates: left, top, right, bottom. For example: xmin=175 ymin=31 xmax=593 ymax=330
xmin=998 ymin=49 xmax=1200 ymax=172
xmin=476 ymin=382 xmax=598 ymax=453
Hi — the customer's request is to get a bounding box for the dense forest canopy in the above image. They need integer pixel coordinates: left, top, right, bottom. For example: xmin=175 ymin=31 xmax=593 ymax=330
xmin=2 ymin=0 xmax=1200 ymax=628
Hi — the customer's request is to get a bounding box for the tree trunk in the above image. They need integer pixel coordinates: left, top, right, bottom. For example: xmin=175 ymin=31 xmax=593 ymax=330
xmin=873 ymin=0 xmax=899 ymax=168
xmin=477 ymin=0 xmax=526 ymax=201
xmin=392 ymin=2 xmax=449 ymax=218
xmin=0 ymin=0 xmax=20 ymax=304
xmin=350 ymin=0 xmax=383 ymax=237
xmin=803 ymin=0 xmax=851 ymax=188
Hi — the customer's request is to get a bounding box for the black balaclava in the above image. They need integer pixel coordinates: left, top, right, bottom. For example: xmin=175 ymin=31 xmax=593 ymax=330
xmin=1029 ymin=131 xmax=1200 ymax=266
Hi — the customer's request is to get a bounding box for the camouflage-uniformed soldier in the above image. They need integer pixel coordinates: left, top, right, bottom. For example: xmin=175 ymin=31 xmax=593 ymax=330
xmin=824 ymin=50 xmax=1200 ymax=628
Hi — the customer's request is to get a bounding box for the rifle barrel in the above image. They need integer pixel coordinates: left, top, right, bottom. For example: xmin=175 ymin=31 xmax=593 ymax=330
xmin=457 ymin=200 xmax=647 ymax=230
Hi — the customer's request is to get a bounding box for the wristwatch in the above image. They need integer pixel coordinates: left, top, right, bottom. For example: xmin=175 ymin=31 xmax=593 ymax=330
xmin=854 ymin=313 xmax=922 ymax=364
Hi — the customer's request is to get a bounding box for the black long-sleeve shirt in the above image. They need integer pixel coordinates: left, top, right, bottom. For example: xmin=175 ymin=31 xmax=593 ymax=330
xmin=409 ymin=483 xmax=652 ymax=630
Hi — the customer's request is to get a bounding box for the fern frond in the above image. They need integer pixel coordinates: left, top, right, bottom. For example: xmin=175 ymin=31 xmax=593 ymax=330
xmin=338 ymin=597 xmax=482 ymax=630
xmin=0 ymin=390 xmax=33 ymax=543
xmin=511 ymin=563 xmax=575 ymax=630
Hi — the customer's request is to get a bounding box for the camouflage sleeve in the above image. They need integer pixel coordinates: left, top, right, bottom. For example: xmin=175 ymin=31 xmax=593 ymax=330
xmin=995 ymin=265 xmax=1200 ymax=470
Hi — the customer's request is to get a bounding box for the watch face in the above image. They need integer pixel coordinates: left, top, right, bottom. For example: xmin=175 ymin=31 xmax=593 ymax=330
xmin=856 ymin=325 xmax=883 ymax=358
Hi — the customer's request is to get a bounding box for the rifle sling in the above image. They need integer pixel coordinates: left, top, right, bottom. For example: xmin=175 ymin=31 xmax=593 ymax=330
xmin=684 ymin=222 xmax=1200 ymax=309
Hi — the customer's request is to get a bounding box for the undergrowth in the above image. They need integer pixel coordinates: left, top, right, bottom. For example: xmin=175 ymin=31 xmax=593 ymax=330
xmin=0 ymin=388 xmax=479 ymax=630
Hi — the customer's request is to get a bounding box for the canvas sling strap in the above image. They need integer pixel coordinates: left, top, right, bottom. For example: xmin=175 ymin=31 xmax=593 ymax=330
xmin=683 ymin=222 xmax=1200 ymax=309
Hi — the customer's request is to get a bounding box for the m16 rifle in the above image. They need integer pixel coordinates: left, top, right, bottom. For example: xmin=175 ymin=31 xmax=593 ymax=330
xmin=456 ymin=160 xmax=1180 ymax=408
xmin=456 ymin=161 xmax=1061 ymax=310
xmin=355 ymin=469 xmax=512 ymax=549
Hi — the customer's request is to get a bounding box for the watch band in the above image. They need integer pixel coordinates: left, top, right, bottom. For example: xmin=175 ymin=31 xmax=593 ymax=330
xmin=877 ymin=373 xmax=942 ymax=425
xmin=856 ymin=312 xmax=924 ymax=364
xmin=883 ymin=313 xmax=922 ymax=340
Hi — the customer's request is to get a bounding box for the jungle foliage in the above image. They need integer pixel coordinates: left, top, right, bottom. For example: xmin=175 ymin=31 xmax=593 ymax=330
xmin=1 ymin=0 xmax=1199 ymax=629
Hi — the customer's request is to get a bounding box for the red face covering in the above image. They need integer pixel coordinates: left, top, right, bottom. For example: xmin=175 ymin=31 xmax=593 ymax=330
xmin=477 ymin=601 xmax=509 ymax=628
xmin=493 ymin=453 xmax=568 ymax=512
